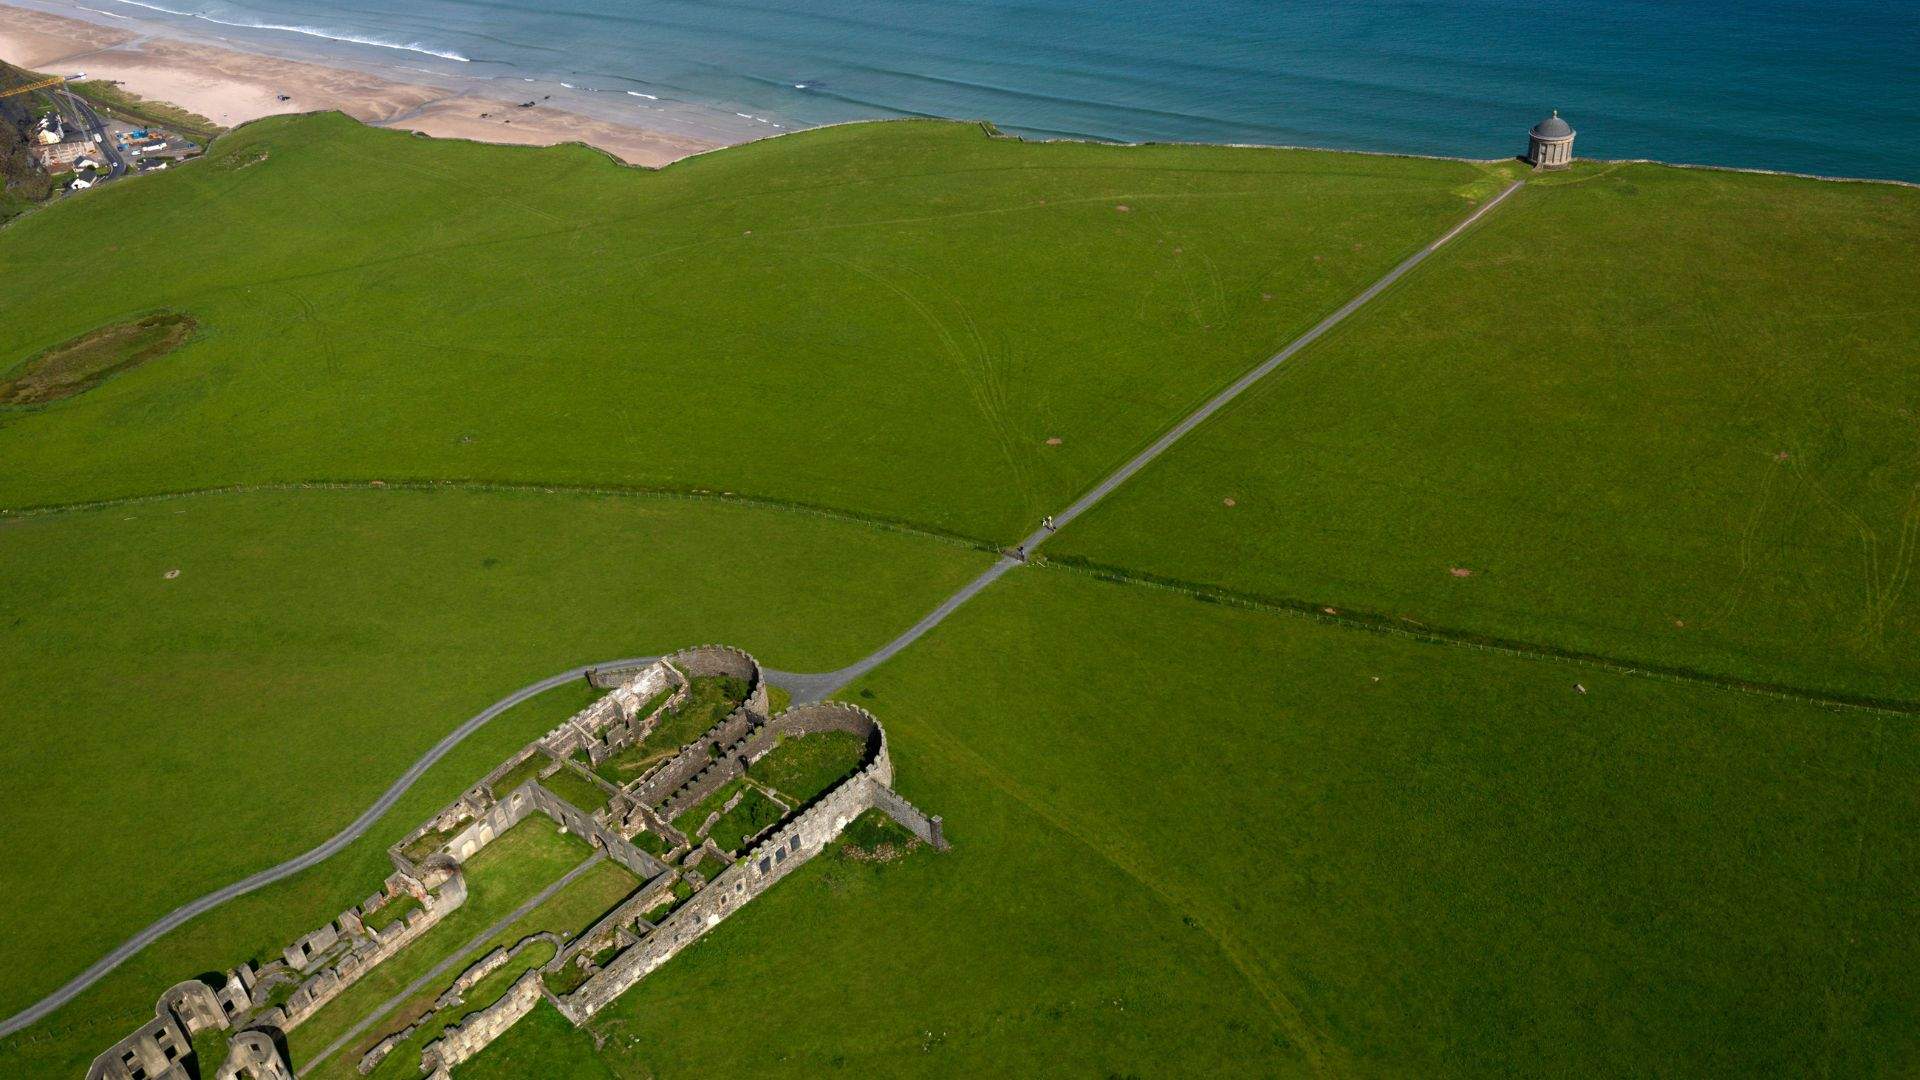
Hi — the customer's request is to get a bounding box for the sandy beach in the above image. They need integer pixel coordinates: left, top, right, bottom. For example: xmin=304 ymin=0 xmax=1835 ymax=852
xmin=0 ymin=3 xmax=722 ymax=167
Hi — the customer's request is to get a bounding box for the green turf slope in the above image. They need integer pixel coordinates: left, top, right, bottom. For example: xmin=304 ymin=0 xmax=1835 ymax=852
xmin=0 ymin=486 xmax=989 ymax=1018
xmin=1052 ymin=162 xmax=1920 ymax=702
xmin=0 ymin=678 xmax=610 ymax=1078
xmin=0 ymin=114 xmax=1498 ymax=541
xmin=460 ymin=568 xmax=1916 ymax=1078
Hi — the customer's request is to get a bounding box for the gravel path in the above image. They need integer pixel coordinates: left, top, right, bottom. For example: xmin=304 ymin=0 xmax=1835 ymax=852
xmin=0 ymin=180 xmax=1521 ymax=1040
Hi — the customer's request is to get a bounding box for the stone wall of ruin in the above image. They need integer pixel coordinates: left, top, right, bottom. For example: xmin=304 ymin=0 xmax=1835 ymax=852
xmin=86 ymin=651 xmax=940 ymax=1080
xmin=214 ymin=1031 xmax=293 ymax=1080
xmin=558 ymin=772 xmax=879 ymax=1021
xmin=524 ymin=778 xmax=667 ymax=880
xmin=542 ymin=661 xmax=678 ymax=762
xmin=420 ymin=969 xmax=544 ymax=1074
xmin=558 ymin=717 xmax=908 ymax=1023
xmin=89 ymin=871 xmax=463 ymax=1080
xmin=558 ymin=873 xmax=679 ymax=968
xmin=870 ymin=782 xmax=947 ymax=849
xmin=260 ymin=873 xmax=465 ymax=1034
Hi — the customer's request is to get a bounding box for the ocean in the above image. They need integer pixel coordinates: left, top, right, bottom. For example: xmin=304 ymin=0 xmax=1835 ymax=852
xmin=34 ymin=0 xmax=1920 ymax=180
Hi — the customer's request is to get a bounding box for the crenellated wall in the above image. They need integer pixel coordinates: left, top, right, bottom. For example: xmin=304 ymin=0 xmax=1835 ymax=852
xmin=87 ymin=650 xmax=940 ymax=1080
xmin=556 ymin=703 xmax=935 ymax=1024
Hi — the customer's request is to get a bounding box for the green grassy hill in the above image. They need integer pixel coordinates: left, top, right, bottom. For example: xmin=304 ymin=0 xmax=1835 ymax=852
xmin=0 ymin=112 xmax=1495 ymax=541
xmin=2 ymin=111 xmax=1915 ymax=1079
xmin=0 ymin=488 xmax=988 ymax=1020
xmin=1055 ymin=161 xmax=1920 ymax=702
xmin=453 ymin=569 xmax=1916 ymax=1078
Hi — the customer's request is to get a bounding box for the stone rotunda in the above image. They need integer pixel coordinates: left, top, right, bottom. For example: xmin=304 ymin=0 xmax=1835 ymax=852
xmin=1527 ymin=110 xmax=1575 ymax=169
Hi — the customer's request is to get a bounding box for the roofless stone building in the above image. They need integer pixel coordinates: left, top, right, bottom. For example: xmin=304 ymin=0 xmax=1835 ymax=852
xmin=88 ymin=647 xmax=944 ymax=1080
xmin=1527 ymin=110 xmax=1575 ymax=169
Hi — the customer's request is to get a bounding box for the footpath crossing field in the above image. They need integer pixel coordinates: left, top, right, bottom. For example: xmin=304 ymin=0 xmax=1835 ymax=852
xmin=0 ymin=114 xmax=1501 ymax=541
xmin=2 ymin=114 xmax=1915 ymax=1078
xmin=1053 ymin=163 xmax=1920 ymax=703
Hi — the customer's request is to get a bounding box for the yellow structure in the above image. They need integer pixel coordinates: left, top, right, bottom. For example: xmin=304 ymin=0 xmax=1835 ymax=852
xmin=0 ymin=74 xmax=63 ymax=100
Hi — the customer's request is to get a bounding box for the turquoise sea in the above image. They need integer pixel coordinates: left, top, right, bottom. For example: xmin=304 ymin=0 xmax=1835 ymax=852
xmin=36 ymin=0 xmax=1920 ymax=180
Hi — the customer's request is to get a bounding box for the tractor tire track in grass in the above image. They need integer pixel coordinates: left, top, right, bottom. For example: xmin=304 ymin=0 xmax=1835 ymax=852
xmin=906 ymin=717 xmax=1345 ymax=1075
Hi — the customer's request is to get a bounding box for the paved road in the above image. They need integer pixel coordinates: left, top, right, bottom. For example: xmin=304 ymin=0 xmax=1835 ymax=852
xmin=0 ymin=657 xmax=661 ymax=1039
xmin=58 ymin=88 xmax=125 ymax=182
xmin=0 ymin=179 xmax=1521 ymax=1040
xmin=298 ymin=852 xmax=605 ymax=1077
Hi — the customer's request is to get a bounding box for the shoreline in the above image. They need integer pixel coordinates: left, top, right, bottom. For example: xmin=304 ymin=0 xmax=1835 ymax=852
xmin=4 ymin=1 xmax=1911 ymax=189
xmin=0 ymin=3 xmax=731 ymax=167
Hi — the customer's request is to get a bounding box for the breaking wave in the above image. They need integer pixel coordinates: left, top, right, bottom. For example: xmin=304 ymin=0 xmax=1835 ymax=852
xmin=106 ymin=0 xmax=471 ymax=61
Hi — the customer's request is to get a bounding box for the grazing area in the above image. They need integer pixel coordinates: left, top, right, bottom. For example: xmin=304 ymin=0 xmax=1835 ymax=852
xmin=0 ymin=677 xmax=607 ymax=1078
xmin=474 ymin=569 xmax=1912 ymax=1078
xmin=3 ymin=100 xmax=1914 ymax=1080
xmin=0 ymin=312 xmax=194 ymax=405
xmin=0 ymin=112 xmax=1498 ymax=540
xmin=1054 ymin=162 xmax=1920 ymax=703
xmin=0 ymin=486 xmax=990 ymax=1019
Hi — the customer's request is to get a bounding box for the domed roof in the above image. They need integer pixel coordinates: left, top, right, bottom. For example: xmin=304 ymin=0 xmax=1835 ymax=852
xmin=1532 ymin=111 xmax=1573 ymax=139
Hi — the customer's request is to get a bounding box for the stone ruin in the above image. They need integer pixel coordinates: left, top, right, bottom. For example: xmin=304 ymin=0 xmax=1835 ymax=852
xmin=87 ymin=646 xmax=944 ymax=1080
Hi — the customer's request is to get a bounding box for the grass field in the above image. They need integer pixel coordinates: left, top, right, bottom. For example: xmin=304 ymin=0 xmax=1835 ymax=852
xmin=462 ymin=568 xmax=1915 ymax=1077
xmin=0 ymin=486 xmax=988 ymax=1018
xmin=0 ymin=677 xmax=613 ymax=1077
xmin=0 ymin=113 xmax=1498 ymax=541
xmin=5 ymin=108 xmax=1915 ymax=1080
xmin=1053 ymin=161 xmax=1920 ymax=703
